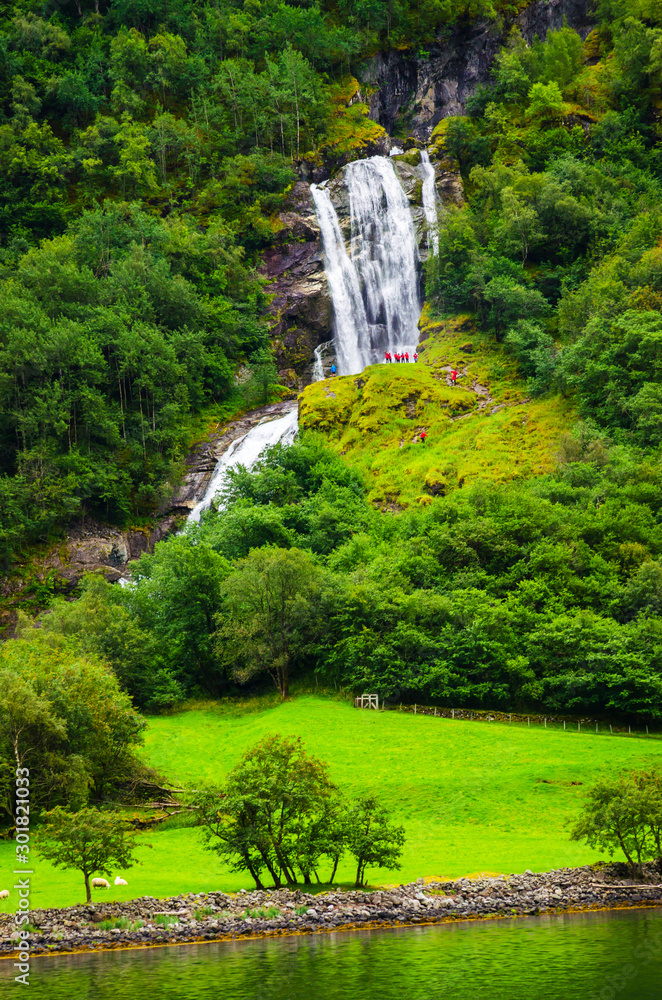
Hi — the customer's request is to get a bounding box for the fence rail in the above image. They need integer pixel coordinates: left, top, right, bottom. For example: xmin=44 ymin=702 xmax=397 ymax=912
xmin=352 ymin=699 xmax=659 ymax=738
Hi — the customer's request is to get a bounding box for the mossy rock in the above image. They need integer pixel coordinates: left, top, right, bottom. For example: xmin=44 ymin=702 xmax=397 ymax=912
xmin=395 ymin=149 xmax=421 ymax=166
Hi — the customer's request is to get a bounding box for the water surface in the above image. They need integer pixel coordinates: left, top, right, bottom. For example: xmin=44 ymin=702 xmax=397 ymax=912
xmin=4 ymin=908 xmax=661 ymax=1000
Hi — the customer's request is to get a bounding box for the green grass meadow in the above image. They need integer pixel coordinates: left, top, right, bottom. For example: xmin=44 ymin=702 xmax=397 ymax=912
xmin=3 ymin=695 xmax=662 ymax=911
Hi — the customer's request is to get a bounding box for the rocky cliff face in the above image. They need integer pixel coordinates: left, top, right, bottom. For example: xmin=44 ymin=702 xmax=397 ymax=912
xmin=261 ymin=183 xmax=333 ymax=389
xmin=359 ymin=0 xmax=592 ymax=140
xmin=264 ymin=0 xmax=591 ymax=383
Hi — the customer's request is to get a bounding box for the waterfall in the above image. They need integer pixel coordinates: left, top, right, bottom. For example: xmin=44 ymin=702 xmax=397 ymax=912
xmin=312 ymin=344 xmax=325 ymax=381
xmin=312 ymin=156 xmax=421 ymax=374
xmin=310 ymin=184 xmax=369 ymax=375
xmin=420 ymin=150 xmax=439 ymax=254
xmin=187 ymin=406 xmax=298 ymax=523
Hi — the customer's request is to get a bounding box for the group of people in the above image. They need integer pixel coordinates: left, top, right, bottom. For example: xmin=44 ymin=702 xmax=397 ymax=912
xmin=384 ymin=351 xmax=418 ymax=363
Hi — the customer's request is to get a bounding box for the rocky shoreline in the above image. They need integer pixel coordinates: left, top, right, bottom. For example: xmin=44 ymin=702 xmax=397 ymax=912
xmin=2 ymin=864 xmax=661 ymax=959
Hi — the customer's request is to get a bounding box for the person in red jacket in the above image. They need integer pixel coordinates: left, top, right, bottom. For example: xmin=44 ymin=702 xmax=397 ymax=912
xmin=413 ymin=352 xmax=418 ymax=362
xmin=450 ymin=368 xmax=458 ymax=385
xmin=405 ymin=352 xmax=409 ymax=362
xmin=420 ymin=430 xmax=427 ymax=443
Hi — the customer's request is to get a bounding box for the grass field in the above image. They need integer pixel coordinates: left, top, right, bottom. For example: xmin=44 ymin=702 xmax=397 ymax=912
xmin=3 ymin=695 xmax=662 ymax=911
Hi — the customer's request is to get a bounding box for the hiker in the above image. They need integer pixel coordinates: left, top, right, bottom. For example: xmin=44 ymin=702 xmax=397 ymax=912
xmin=420 ymin=430 xmax=427 ymax=443
xmin=330 ymin=364 xmax=336 ymax=376
xmin=405 ymin=352 xmax=409 ymax=362
xmin=384 ymin=351 xmax=389 ymax=363
xmin=450 ymin=368 xmax=457 ymax=385
xmin=413 ymin=352 xmax=418 ymax=362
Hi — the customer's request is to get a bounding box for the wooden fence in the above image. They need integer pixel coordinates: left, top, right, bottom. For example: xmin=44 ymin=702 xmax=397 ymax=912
xmin=354 ymin=694 xmax=379 ymax=710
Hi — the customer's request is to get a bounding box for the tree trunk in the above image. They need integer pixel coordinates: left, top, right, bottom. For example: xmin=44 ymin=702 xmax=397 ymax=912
xmin=84 ymin=872 xmax=91 ymax=904
xmin=242 ymin=854 xmax=265 ymax=891
xmin=328 ymin=855 xmax=340 ymax=884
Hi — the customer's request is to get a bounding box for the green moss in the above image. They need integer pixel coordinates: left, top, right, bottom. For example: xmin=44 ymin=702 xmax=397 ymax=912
xmin=395 ymin=149 xmax=421 ymax=166
xmin=300 ymin=309 xmax=574 ymax=507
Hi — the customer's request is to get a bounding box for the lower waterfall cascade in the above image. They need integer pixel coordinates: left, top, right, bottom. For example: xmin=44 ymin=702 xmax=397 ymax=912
xmin=187 ymin=406 xmax=298 ymax=523
xmin=312 ymin=155 xmax=423 ymax=375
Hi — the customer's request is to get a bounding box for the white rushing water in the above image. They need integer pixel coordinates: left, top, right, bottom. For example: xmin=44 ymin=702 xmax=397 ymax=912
xmin=187 ymin=406 xmax=298 ymax=523
xmin=310 ymin=183 xmax=369 ymax=375
xmin=420 ymin=150 xmax=439 ymax=254
xmin=312 ymin=344 xmax=325 ymax=381
xmin=312 ymin=155 xmax=421 ymax=374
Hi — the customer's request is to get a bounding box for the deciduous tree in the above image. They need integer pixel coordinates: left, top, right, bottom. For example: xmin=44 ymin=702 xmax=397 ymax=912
xmin=35 ymin=807 xmax=141 ymax=903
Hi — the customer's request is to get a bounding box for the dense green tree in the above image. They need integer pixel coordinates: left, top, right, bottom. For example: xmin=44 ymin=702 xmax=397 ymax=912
xmin=570 ymin=771 xmax=662 ymax=874
xmin=196 ymin=734 xmax=341 ymax=888
xmin=345 ymin=795 xmax=405 ymax=888
xmin=216 ymin=546 xmax=323 ymax=698
xmin=0 ymin=632 xmax=147 ymax=819
xmin=35 ymin=806 xmax=141 ymax=903
xmin=195 ymin=734 xmax=404 ymax=888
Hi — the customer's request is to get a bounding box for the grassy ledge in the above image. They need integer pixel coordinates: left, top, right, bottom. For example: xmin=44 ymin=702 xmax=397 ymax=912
xmin=299 ymin=310 xmax=573 ymax=508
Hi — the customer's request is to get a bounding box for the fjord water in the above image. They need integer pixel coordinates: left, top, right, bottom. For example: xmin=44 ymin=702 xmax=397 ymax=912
xmin=12 ymin=909 xmax=662 ymax=1000
xmin=312 ymin=155 xmax=421 ymax=374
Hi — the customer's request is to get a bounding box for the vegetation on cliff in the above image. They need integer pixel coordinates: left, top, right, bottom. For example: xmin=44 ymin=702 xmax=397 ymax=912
xmin=6 ymin=2 xmax=662 ymax=785
xmin=0 ymin=0 xmax=518 ymax=565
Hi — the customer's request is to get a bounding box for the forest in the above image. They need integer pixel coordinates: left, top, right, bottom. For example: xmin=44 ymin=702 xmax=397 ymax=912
xmin=4 ymin=0 xmax=662 ymax=818
xmin=0 ymin=0 xmax=506 ymax=562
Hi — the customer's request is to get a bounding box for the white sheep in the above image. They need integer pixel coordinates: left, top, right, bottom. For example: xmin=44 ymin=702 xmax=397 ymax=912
xmin=114 ymin=877 xmax=128 ymax=886
xmin=91 ymin=878 xmax=110 ymax=889
xmin=0 ymin=889 xmax=9 ymax=900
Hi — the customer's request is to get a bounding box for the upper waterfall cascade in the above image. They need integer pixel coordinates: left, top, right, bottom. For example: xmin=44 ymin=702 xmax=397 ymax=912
xmin=311 ymin=155 xmax=422 ymax=375
xmin=420 ymin=150 xmax=439 ymax=254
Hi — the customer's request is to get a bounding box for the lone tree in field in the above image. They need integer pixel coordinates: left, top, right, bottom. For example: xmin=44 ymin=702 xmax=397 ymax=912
xmin=216 ymin=547 xmax=321 ymax=699
xmin=195 ymin=734 xmax=405 ymax=888
xmin=35 ymin=807 xmax=141 ymax=902
xmin=570 ymin=770 xmax=662 ymax=875
xmin=345 ymin=795 xmax=405 ymax=888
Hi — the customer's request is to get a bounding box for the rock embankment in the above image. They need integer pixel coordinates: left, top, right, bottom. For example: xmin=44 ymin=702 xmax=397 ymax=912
xmin=2 ymin=864 xmax=660 ymax=958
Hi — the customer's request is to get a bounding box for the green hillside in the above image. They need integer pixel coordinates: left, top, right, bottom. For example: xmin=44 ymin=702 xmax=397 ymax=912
xmin=1 ymin=695 xmax=661 ymax=910
xmin=4 ymin=1 xmax=662 ymax=899
xmin=301 ymin=310 xmax=574 ymax=507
